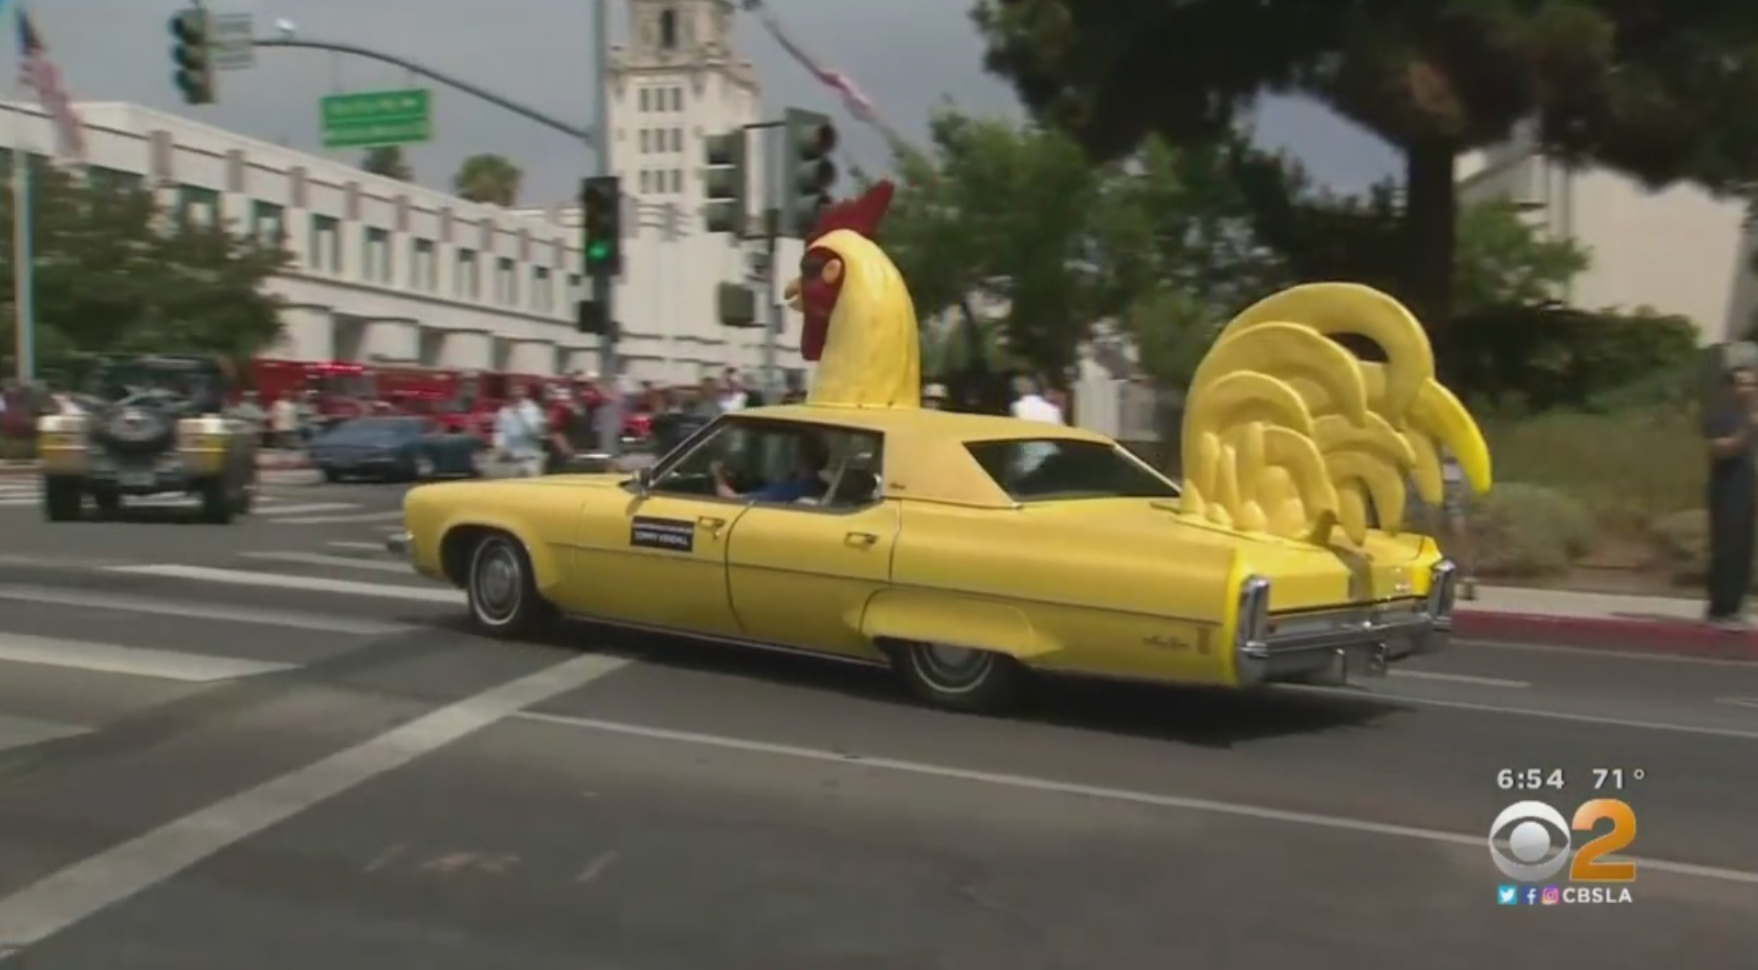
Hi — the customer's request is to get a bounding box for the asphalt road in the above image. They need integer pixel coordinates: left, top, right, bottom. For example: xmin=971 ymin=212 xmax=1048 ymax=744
xmin=0 ymin=496 xmax=1754 ymax=967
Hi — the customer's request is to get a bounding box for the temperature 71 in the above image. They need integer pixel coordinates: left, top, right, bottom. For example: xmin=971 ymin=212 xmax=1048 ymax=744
xmin=1593 ymin=768 xmax=1645 ymax=789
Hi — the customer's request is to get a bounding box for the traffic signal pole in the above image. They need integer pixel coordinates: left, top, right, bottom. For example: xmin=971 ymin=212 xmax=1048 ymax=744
xmin=588 ymin=0 xmax=621 ymax=459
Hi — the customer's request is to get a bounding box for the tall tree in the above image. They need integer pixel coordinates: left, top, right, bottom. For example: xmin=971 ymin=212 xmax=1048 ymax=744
xmin=0 ymin=161 xmax=290 ymax=370
xmin=361 ymin=145 xmax=414 ymax=182
xmin=451 ymin=153 xmax=523 ymax=206
xmin=974 ymin=0 xmax=1758 ymax=344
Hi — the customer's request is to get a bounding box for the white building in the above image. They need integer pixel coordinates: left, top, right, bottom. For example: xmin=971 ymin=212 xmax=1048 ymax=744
xmin=0 ymin=0 xmax=808 ymax=385
xmin=1458 ymin=127 xmax=1758 ymax=343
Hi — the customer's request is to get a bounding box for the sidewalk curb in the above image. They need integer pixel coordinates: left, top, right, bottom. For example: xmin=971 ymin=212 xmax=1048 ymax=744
xmin=0 ymin=456 xmax=310 ymax=476
xmin=1455 ymin=610 xmax=1758 ymax=660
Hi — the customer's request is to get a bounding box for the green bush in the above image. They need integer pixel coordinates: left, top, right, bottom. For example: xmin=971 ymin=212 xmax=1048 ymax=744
xmin=1465 ymin=483 xmax=1596 ymax=578
xmin=1448 ymin=305 xmax=1700 ymax=413
xmin=1647 ymin=508 xmax=1758 ymax=590
xmin=1482 ymin=406 xmax=1700 ymax=528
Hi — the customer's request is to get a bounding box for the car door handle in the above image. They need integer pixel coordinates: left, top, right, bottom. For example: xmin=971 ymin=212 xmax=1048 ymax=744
xmin=697 ymin=516 xmax=727 ymax=529
xmin=845 ymin=531 xmax=878 ymax=547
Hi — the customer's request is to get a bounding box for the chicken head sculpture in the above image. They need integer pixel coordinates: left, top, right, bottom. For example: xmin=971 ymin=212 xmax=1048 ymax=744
xmin=784 ymin=180 xmax=921 ymax=408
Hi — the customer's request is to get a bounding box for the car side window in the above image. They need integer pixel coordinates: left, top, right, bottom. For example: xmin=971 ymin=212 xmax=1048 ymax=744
xmin=646 ymin=419 xmax=883 ymax=507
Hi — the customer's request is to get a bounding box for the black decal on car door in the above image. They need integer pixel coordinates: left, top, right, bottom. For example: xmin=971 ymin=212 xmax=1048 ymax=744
xmin=630 ymin=516 xmax=695 ymax=552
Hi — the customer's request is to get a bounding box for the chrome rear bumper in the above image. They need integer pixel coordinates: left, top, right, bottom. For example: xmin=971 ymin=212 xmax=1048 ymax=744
xmin=1235 ymin=560 xmax=1457 ymax=687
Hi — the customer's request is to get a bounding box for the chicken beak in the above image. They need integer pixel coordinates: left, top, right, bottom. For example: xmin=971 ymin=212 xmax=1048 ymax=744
xmin=783 ymin=277 xmax=802 ymax=312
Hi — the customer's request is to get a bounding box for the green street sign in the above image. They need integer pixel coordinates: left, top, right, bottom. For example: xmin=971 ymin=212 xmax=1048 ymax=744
xmin=320 ymin=88 xmax=432 ymax=148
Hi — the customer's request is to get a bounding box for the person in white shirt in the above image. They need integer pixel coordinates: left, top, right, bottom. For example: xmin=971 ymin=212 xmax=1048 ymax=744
xmin=493 ymin=383 xmax=547 ymax=478
xmin=1009 ymin=376 xmax=1064 ymax=474
xmin=718 ymin=367 xmax=749 ymax=413
xmin=1010 ymin=376 xmax=1065 ymax=425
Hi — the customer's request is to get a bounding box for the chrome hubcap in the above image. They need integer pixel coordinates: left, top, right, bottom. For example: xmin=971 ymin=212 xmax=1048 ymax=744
xmin=916 ymin=643 xmax=991 ymax=688
xmin=474 ymin=544 xmax=520 ymax=621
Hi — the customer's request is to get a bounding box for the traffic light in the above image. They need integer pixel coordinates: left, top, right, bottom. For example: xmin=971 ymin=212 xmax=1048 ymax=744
xmin=702 ymin=129 xmax=747 ymax=236
xmin=581 ymin=175 xmax=622 ymax=276
xmin=169 ymin=8 xmax=215 ymax=105
xmin=576 ymin=299 xmax=617 ymax=337
xmin=780 ymin=108 xmax=837 ymax=238
xmin=717 ymin=282 xmax=757 ymax=328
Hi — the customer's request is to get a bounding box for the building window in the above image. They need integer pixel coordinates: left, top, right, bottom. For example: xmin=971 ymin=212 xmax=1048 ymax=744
xmin=660 ymin=8 xmax=677 ymax=49
xmin=639 ymin=89 xmax=650 ymax=112
xmin=411 ymin=239 xmax=436 ymax=291
xmin=178 ymin=185 xmax=220 ymax=227
xmin=533 ymin=266 xmax=552 ymax=313
xmin=668 ymin=170 xmax=681 ymax=193
xmin=309 ymin=215 xmax=341 ymax=273
xmin=496 ymin=257 xmax=518 ymax=305
xmin=670 ymin=129 xmax=682 ymax=152
xmin=639 ymin=170 xmax=651 ymax=193
xmin=89 ymin=166 xmax=143 ymax=193
xmin=670 ymin=87 xmax=682 ymax=111
xmin=362 ymin=226 xmax=392 ymax=283
xmin=566 ymin=272 xmax=584 ymax=308
xmin=456 ymin=249 xmax=479 ymax=299
xmin=640 ymin=129 xmax=651 ymax=153
xmin=250 ymin=200 xmax=285 ymax=247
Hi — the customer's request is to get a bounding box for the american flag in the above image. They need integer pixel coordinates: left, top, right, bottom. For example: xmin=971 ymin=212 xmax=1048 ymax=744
xmin=17 ymin=8 xmax=84 ymax=160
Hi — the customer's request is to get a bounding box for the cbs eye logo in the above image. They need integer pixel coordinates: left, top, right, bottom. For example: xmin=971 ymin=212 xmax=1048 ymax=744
xmin=1488 ymin=799 xmax=1638 ymax=882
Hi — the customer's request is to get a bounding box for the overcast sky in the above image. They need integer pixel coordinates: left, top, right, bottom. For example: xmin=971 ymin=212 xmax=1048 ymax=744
xmin=39 ymin=0 xmax=1399 ymax=205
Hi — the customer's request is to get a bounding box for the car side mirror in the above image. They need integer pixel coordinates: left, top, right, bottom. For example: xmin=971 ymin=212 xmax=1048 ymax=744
xmin=631 ymin=467 xmax=653 ymax=493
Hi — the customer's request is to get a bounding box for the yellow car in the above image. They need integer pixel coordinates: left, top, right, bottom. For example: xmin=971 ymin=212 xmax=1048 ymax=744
xmin=391 ymin=400 xmax=1466 ymax=712
xmin=387 ymin=181 xmax=1491 ymax=714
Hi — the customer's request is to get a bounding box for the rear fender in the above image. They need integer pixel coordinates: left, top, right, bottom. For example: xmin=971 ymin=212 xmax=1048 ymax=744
xmin=859 ymin=589 xmax=1058 ymax=661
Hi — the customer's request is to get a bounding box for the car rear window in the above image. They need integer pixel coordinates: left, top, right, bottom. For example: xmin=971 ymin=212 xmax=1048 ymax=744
xmin=966 ymin=438 xmax=1178 ymax=502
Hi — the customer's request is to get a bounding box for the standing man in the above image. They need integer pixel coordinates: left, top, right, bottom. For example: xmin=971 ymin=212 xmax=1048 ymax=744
xmin=494 ymin=382 xmax=547 ymax=478
xmin=1010 ymin=376 xmax=1065 ymax=425
xmin=1703 ymin=355 xmax=1758 ymax=627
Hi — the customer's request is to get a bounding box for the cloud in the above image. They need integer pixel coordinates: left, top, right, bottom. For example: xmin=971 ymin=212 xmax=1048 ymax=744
xmin=43 ymin=0 xmax=1395 ymax=205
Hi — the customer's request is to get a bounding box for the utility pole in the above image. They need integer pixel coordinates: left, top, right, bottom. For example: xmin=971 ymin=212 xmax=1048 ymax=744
xmin=588 ymin=0 xmax=620 ymax=458
xmin=760 ymin=207 xmax=781 ymax=396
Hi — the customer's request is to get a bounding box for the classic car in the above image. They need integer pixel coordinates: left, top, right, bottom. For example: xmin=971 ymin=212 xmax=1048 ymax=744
xmin=36 ymin=355 xmax=258 ymax=523
xmin=388 ymin=403 xmax=1461 ymax=713
xmin=309 ymin=416 xmax=486 ymax=483
xmin=386 ymin=181 xmax=1489 ymax=714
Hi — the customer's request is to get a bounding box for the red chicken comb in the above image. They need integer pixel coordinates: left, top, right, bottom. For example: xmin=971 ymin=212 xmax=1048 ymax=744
xmin=808 ymin=179 xmax=894 ymax=242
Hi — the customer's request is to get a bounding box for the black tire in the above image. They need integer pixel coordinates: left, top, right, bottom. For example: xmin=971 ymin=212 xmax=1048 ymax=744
xmin=234 ymin=472 xmax=256 ymax=515
xmin=198 ymin=476 xmax=233 ymax=524
xmin=890 ymin=640 xmax=1024 ymax=714
xmin=92 ymin=488 xmax=121 ymax=518
xmin=465 ymin=532 xmax=558 ymax=638
xmin=321 ymin=468 xmax=342 ymax=483
xmin=42 ymin=477 xmax=81 ymax=522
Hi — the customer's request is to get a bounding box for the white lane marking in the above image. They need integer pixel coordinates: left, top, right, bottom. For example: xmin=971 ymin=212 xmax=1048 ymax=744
xmin=0 ymin=654 xmax=633 ymax=955
xmin=1715 ymin=697 xmax=1758 ymax=709
xmin=1285 ymin=685 xmax=1758 ymax=741
xmin=1455 ymin=638 xmax=1758 ymax=670
xmin=103 ymin=565 xmax=461 ymax=603
xmin=0 ymin=714 xmax=90 ymax=754
xmin=0 ymin=585 xmax=408 ymax=636
xmin=273 ymin=510 xmax=404 ymax=525
xmin=251 ymin=502 xmax=358 ymax=516
xmin=514 ymin=710 xmax=1758 ymax=886
xmin=0 ymin=632 xmax=295 ymax=682
xmin=325 ymin=541 xmax=385 ymax=551
xmin=238 ymin=551 xmax=416 ymax=574
xmin=1386 ymin=670 xmax=1529 ymax=688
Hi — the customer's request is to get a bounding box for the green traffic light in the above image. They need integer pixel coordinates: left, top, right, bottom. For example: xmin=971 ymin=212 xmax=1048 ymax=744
xmin=586 ymin=241 xmax=609 ymax=261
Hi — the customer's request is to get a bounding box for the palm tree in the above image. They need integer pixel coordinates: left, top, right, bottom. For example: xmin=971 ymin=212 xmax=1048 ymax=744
xmin=451 ymin=154 xmax=523 ymax=207
xmin=360 ymin=146 xmax=414 ymax=181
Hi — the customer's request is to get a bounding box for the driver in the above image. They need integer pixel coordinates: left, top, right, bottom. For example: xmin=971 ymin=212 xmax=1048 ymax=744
xmin=712 ymin=432 xmax=829 ymax=503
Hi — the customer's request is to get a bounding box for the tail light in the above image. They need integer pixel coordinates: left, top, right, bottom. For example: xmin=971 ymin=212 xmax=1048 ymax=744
xmin=1427 ymin=560 xmax=1458 ymax=620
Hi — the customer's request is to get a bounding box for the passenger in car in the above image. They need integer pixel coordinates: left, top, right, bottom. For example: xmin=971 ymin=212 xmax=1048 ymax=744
xmin=711 ymin=433 xmax=829 ymax=503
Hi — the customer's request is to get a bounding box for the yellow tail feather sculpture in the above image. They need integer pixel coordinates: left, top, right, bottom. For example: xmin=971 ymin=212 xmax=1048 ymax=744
xmin=1180 ymin=283 xmax=1493 ymax=545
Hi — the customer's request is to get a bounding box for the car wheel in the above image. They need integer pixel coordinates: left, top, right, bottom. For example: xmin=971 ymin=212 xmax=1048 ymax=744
xmin=234 ymin=473 xmax=256 ymax=514
xmin=892 ymin=640 xmax=1023 ymax=714
xmin=198 ymin=476 xmax=234 ymax=524
xmin=92 ymin=488 xmax=121 ymax=518
xmin=42 ymin=477 xmax=81 ymax=522
xmin=321 ymin=468 xmax=342 ymax=484
xmin=466 ymin=533 xmax=557 ymax=638
xmin=413 ymin=455 xmax=435 ymax=480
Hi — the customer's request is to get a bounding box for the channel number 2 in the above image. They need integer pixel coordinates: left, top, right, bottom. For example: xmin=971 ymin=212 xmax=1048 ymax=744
xmin=1488 ymin=799 xmax=1637 ymax=883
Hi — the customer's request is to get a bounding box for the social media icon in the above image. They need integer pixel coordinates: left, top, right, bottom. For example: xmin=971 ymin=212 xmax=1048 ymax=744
xmin=1497 ymin=885 xmax=1519 ymax=905
xmin=1541 ymin=887 xmax=1562 ymax=906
